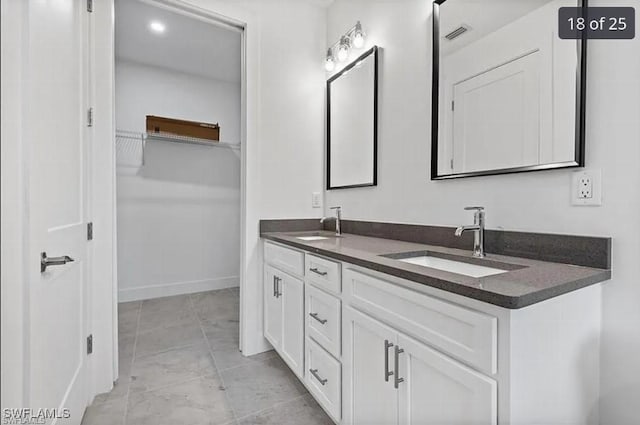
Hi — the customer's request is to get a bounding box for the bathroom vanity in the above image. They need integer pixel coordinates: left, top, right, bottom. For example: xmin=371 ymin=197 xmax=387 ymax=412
xmin=260 ymin=221 xmax=610 ymax=425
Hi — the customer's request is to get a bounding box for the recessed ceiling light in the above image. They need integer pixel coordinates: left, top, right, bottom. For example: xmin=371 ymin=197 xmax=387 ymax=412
xmin=149 ymin=21 xmax=166 ymax=34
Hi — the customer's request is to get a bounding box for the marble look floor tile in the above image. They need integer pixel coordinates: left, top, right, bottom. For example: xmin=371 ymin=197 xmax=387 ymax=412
xmin=126 ymin=375 xmax=234 ymax=425
xmin=81 ymin=398 xmax=126 ymax=425
xmin=220 ymin=355 xmax=307 ymax=418
xmin=191 ymin=290 xmax=239 ymax=323
xmin=135 ymin=321 xmax=205 ymax=357
xmin=213 ymin=348 xmax=277 ymax=372
xmin=118 ymin=302 xmax=140 ymax=337
xmin=130 ymin=344 xmax=216 ymax=394
xmin=202 ymin=318 xmax=239 ymax=351
xmin=237 ymin=394 xmax=333 ymax=425
xmin=137 ymin=294 xmax=198 ymax=333
xmin=202 ymin=317 xmax=276 ymax=370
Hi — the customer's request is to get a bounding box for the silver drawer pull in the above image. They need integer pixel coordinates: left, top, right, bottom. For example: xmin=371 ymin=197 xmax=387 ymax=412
xmin=309 ymin=267 xmax=328 ymax=276
xmin=309 ymin=368 xmax=328 ymax=385
xmin=394 ymin=346 xmax=404 ymax=389
xmin=384 ymin=339 xmax=394 ymax=382
xmin=309 ymin=312 xmax=327 ymax=325
xmin=41 ymin=252 xmax=74 ymax=273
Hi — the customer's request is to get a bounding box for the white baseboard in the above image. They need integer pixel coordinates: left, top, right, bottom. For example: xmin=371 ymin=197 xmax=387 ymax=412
xmin=118 ymin=276 xmax=239 ymax=302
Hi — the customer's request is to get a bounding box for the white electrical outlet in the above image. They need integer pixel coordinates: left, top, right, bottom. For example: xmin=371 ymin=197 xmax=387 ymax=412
xmin=572 ymin=170 xmax=602 ymax=206
xmin=312 ymin=192 xmax=322 ymax=208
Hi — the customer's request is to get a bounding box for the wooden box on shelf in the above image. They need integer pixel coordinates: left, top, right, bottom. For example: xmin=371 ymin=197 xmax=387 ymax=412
xmin=145 ymin=115 xmax=220 ymax=142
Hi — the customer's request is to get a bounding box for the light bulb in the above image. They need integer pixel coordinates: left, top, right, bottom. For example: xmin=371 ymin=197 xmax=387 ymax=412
xmin=325 ymin=57 xmax=335 ymax=71
xmin=337 ymin=36 xmax=350 ymax=62
xmin=352 ymin=21 xmax=365 ymax=48
xmin=324 ymin=48 xmax=335 ymax=71
xmin=149 ymin=21 xmax=166 ymax=34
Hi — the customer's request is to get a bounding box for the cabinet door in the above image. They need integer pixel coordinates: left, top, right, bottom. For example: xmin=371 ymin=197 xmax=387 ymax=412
xmin=343 ymin=307 xmax=398 ymax=425
xmin=280 ymin=273 xmax=305 ymax=378
xmin=397 ymin=334 xmax=497 ymax=425
xmin=264 ymin=265 xmax=282 ymax=350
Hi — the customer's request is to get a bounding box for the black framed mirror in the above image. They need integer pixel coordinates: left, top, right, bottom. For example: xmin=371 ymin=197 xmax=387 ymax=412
xmin=327 ymin=46 xmax=378 ymax=190
xmin=431 ymin=0 xmax=587 ymax=180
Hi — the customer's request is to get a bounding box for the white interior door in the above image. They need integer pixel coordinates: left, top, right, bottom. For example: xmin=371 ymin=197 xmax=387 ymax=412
xmin=26 ymin=0 xmax=91 ymax=423
xmin=452 ymin=51 xmax=541 ymax=173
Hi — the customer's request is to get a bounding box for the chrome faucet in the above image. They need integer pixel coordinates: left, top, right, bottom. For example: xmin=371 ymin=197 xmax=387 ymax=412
xmin=455 ymin=206 xmax=485 ymax=258
xmin=320 ymin=206 xmax=342 ymax=236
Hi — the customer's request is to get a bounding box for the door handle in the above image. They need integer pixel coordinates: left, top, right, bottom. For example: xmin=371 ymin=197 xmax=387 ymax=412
xmin=41 ymin=252 xmax=74 ymax=273
xmin=384 ymin=339 xmax=394 ymax=382
xmin=309 ymin=267 xmax=327 ymax=276
xmin=309 ymin=368 xmax=328 ymax=385
xmin=273 ymin=275 xmax=277 ymax=297
xmin=309 ymin=312 xmax=327 ymax=324
xmin=394 ymin=345 xmax=404 ymax=389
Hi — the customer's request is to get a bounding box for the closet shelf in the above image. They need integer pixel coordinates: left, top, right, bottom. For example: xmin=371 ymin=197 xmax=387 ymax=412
xmin=146 ymin=131 xmax=241 ymax=150
xmin=115 ymin=129 xmax=240 ymax=168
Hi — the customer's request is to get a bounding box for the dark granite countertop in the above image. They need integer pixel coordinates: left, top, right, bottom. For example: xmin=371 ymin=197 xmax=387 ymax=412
xmin=261 ymin=230 xmax=611 ymax=309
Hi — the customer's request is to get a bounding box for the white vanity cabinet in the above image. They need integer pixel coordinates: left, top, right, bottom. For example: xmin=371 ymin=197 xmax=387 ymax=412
xmin=262 ymin=239 xmax=601 ymax=425
xmin=342 ymin=289 xmax=497 ymax=425
xmin=263 ymin=250 xmax=305 ymax=379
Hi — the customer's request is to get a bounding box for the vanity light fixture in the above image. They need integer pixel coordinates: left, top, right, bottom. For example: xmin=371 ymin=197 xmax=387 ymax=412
xmin=324 ymin=21 xmax=367 ymax=70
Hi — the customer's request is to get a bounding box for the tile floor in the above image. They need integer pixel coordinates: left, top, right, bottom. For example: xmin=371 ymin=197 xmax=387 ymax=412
xmin=82 ymin=288 xmax=333 ymax=425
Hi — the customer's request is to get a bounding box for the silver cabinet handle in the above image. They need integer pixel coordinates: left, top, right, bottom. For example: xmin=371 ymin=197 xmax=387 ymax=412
xmin=309 ymin=312 xmax=327 ymax=324
xmin=275 ymin=276 xmax=282 ymax=298
xmin=309 ymin=267 xmax=327 ymax=276
xmin=273 ymin=275 xmax=277 ymax=297
xmin=309 ymin=368 xmax=328 ymax=385
xmin=41 ymin=252 xmax=74 ymax=273
xmin=384 ymin=339 xmax=394 ymax=382
xmin=394 ymin=345 xmax=404 ymax=389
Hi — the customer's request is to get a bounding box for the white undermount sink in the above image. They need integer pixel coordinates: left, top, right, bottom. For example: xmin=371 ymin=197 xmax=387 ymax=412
xmin=398 ymin=255 xmax=507 ymax=278
xmin=296 ymin=236 xmax=329 ymax=241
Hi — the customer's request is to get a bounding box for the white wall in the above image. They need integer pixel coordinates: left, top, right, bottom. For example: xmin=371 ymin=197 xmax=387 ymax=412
xmin=116 ymin=60 xmax=241 ymax=143
xmin=115 ymin=60 xmax=241 ymax=301
xmin=325 ymin=1 xmax=640 ymax=424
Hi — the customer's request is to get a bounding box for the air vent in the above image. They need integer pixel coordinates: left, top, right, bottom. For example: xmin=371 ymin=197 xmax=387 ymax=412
xmin=445 ymin=25 xmax=469 ymax=41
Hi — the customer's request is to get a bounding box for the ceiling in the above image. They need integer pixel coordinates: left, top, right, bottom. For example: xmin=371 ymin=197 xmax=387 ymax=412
xmin=115 ymin=0 xmax=241 ymax=83
xmin=440 ymin=0 xmax=554 ymax=56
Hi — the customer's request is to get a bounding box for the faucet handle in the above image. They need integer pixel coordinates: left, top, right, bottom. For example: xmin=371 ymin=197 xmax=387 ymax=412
xmin=464 ymin=206 xmax=484 ymax=211
xmin=329 ymin=206 xmax=341 ymax=210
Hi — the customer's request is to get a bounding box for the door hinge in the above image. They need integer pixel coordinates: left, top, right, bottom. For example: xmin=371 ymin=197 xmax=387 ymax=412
xmin=87 ymin=222 xmax=93 ymax=241
xmin=87 ymin=334 xmax=93 ymax=355
xmin=87 ymin=107 xmax=94 ymax=127
xmin=87 ymin=0 xmax=93 ymax=13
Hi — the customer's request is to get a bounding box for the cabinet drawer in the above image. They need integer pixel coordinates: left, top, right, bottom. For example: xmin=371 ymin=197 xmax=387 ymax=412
xmin=305 ymin=254 xmax=341 ymax=294
xmin=264 ymin=241 xmax=304 ymax=277
xmin=306 ymin=284 xmax=341 ymax=358
xmin=344 ymin=268 xmax=497 ymax=374
xmin=306 ymin=337 xmax=341 ymax=422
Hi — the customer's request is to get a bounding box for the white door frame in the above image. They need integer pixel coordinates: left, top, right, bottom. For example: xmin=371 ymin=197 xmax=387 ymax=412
xmin=91 ymin=0 xmax=269 ymax=399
